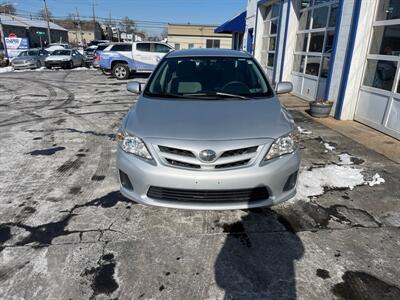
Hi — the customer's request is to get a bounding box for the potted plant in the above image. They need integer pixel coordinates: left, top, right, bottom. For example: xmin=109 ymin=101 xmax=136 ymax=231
xmin=309 ymin=100 xmax=334 ymax=118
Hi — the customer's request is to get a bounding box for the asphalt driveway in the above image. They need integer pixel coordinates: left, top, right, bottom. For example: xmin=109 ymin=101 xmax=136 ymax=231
xmin=0 ymin=69 xmax=399 ymax=300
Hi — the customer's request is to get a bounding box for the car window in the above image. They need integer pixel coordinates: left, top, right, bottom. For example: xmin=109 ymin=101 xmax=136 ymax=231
xmin=111 ymin=44 xmax=132 ymax=52
xmin=52 ymin=50 xmax=71 ymax=56
xmin=18 ymin=51 xmax=28 ymax=57
xmin=145 ymin=56 xmax=272 ymax=98
xmin=153 ymin=43 xmax=171 ymax=53
xmin=136 ymin=43 xmax=151 ymax=52
xmin=26 ymin=50 xmax=38 ymax=56
xmin=96 ymin=44 xmax=109 ymax=51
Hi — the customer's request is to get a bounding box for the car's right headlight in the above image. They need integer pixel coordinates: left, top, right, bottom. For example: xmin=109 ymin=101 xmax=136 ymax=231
xmin=263 ymin=129 xmax=300 ymax=161
xmin=116 ymin=131 xmax=153 ymax=161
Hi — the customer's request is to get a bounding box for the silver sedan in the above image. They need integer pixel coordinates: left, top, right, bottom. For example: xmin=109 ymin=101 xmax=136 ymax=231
xmin=117 ymin=49 xmax=300 ymax=210
xmin=11 ymin=49 xmax=49 ymax=70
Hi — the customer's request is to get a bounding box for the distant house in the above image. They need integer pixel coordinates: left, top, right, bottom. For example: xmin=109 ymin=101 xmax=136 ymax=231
xmin=55 ymin=20 xmax=104 ymax=46
xmin=167 ymin=23 xmax=232 ymax=50
xmin=0 ymin=14 xmax=68 ymax=47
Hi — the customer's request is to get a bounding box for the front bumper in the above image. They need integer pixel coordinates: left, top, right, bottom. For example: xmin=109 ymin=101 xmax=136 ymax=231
xmin=12 ymin=62 xmax=37 ymax=69
xmin=117 ymin=147 xmax=300 ymax=210
xmin=45 ymin=61 xmax=70 ymax=68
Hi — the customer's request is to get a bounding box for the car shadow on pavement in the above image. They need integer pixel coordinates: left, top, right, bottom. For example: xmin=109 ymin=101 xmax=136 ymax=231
xmin=214 ymin=208 xmax=304 ymax=300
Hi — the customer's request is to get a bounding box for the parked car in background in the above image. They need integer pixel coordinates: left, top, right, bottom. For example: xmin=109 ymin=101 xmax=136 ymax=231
xmin=11 ymin=49 xmax=49 ymax=70
xmin=45 ymin=49 xmax=84 ymax=69
xmin=92 ymin=43 xmax=111 ymax=69
xmin=99 ymin=42 xmax=173 ymax=79
xmin=84 ymin=45 xmax=97 ymax=61
xmin=45 ymin=43 xmax=70 ymax=53
xmin=117 ymin=49 xmax=300 ymax=210
xmin=87 ymin=40 xmax=111 ymax=47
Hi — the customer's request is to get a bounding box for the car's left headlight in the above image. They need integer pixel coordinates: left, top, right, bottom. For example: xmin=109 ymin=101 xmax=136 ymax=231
xmin=264 ymin=129 xmax=300 ymax=161
xmin=116 ymin=131 xmax=153 ymax=161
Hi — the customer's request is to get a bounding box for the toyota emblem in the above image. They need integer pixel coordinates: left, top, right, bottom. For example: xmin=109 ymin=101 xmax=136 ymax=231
xmin=199 ymin=149 xmax=217 ymax=162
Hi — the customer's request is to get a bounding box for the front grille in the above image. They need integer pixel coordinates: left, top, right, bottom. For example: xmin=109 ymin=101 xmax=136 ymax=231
xmin=165 ymin=158 xmax=200 ymax=169
xmin=215 ymin=159 xmax=250 ymax=169
xmin=155 ymin=144 xmax=261 ymax=171
xmin=220 ymin=146 xmax=258 ymax=158
xmin=159 ymin=145 xmax=195 ymax=157
xmin=147 ymin=186 xmax=269 ymax=202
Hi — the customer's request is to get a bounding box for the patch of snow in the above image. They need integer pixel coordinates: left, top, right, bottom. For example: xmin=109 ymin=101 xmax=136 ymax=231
xmin=297 ymin=126 xmax=312 ymax=135
xmin=366 ymin=173 xmax=385 ymax=186
xmin=0 ymin=66 xmax=13 ymax=73
xmin=338 ymin=153 xmax=353 ymax=165
xmin=295 ymin=165 xmax=365 ymax=201
xmin=70 ymin=67 xmax=96 ymax=71
xmin=323 ymin=142 xmax=335 ymax=151
xmin=291 ymin=164 xmax=385 ymax=202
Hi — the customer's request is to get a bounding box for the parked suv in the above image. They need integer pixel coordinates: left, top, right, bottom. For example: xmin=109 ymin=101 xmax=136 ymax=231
xmin=92 ymin=43 xmax=111 ymax=69
xmin=99 ymin=42 xmax=173 ymax=79
xmin=116 ymin=49 xmax=300 ymax=210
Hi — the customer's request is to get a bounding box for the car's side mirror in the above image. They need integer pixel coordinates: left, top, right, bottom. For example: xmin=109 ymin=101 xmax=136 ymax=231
xmin=275 ymin=81 xmax=293 ymax=94
xmin=127 ymin=81 xmax=141 ymax=94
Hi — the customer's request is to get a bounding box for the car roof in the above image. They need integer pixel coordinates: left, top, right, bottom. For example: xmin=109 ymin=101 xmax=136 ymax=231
xmin=166 ymin=48 xmax=252 ymax=58
xmin=109 ymin=42 xmax=132 ymax=45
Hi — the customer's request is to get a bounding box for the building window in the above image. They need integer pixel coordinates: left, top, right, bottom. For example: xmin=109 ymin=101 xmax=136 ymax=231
xmin=363 ymin=59 xmax=397 ymax=91
xmin=260 ymin=3 xmax=281 ymax=70
xmin=376 ymin=0 xmax=400 ymax=21
xmin=206 ymin=39 xmax=220 ymax=48
xmin=293 ymin=1 xmax=338 ymax=78
xmin=174 ymin=43 xmax=180 ymax=50
xmin=188 ymin=43 xmax=194 ymax=49
xmin=369 ymin=24 xmax=400 ymax=55
xmin=362 ymin=0 xmax=400 ymax=93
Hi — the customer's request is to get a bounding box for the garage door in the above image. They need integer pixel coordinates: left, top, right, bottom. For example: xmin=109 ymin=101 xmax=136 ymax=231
xmin=291 ymin=0 xmax=338 ymax=101
xmin=258 ymin=2 xmax=281 ymax=82
xmin=355 ymin=0 xmax=400 ymax=139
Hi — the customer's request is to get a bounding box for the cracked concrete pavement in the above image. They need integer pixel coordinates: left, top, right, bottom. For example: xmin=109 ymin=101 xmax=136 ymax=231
xmin=0 ymin=69 xmax=399 ymax=300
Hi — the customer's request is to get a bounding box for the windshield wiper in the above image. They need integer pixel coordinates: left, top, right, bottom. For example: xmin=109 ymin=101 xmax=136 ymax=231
xmin=183 ymin=92 xmax=250 ymax=100
xmin=215 ymin=92 xmax=250 ymax=100
xmin=144 ymin=92 xmax=209 ymax=99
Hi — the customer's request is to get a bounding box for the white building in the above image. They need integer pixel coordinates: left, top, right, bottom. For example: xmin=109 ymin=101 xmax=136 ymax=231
xmin=220 ymin=0 xmax=400 ymax=139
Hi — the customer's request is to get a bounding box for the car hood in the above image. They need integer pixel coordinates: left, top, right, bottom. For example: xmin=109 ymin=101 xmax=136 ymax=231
xmin=124 ymin=96 xmax=294 ymax=140
xmin=45 ymin=55 xmax=70 ymax=61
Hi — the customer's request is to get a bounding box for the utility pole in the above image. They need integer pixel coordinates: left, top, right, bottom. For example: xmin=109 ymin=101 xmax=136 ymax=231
xmin=92 ymin=0 xmax=96 ymax=40
xmin=73 ymin=13 xmax=78 ymax=45
xmin=0 ymin=16 xmax=9 ymax=59
xmin=43 ymin=0 xmax=51 ymax=44
xmin=108 ymin=10 xmax=112 ymax=40
xmin=76 ymin=8 xmax=83 ymax=45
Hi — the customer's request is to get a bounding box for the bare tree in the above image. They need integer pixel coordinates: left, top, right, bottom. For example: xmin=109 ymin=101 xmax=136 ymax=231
xmin=160 ymin=28 xmax=168 ymax=40
xmin=118 ymin=16 xmax=136 ymax=34
xmin=0 ymin=3 xmax=16 ymax=14
xmin=37 ymin=7 xmax=53 ymax=20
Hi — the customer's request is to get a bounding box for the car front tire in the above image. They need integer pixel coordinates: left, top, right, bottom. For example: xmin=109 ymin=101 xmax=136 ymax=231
xmin=112 ymin=63 xmax=129 ymax=80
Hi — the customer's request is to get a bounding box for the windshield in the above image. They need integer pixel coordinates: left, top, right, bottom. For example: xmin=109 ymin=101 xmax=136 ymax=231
xmin=51 ymin=50 xmax=71 ymax=56
xmin=144 ymin=56 xmax=272 ymax=99
xmin=18 ymin=50 xmax=38 ymax=57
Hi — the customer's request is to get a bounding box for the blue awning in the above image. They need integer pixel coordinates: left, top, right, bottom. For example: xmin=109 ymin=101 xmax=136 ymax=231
xmin=215 ymin=11 xmax=246 ymax=34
